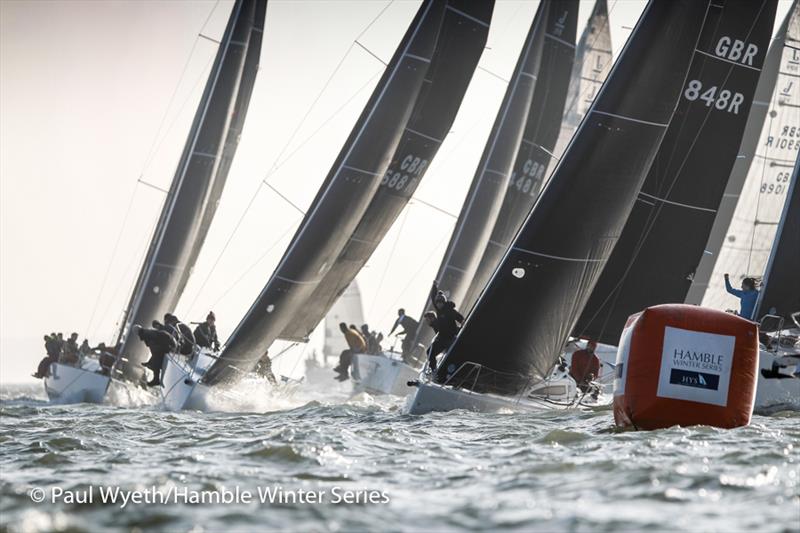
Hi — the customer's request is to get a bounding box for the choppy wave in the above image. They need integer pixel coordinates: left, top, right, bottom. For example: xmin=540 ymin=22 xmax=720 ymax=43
xmin=1 ymin=382 xmax=798 ymax=532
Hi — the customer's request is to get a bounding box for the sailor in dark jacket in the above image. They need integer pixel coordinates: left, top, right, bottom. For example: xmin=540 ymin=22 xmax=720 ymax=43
xmin=137 ymin=325 xmax=177 ymax=387
xmin=154 ymin=314 xmax=195 ymax=356
xmin=426 ymin=281 xmax=464 ymax=371
xmin=194 ymin=311 xmax=220 ymax=351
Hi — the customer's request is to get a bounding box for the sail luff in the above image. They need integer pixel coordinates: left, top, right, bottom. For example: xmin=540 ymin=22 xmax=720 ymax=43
xmin=117 ymin=0 xmax=263 ymax=379
xmin=572 ymin=0 xmax=779 ymax=346
xmin=276 ymin=0 xmax=494 ymax=344
xmin=205 ymin=1 xmax=448 ymax=385
xmin=686 ymin=1 xmax=798 ymax=303
xmin=437 ymin=0 xmax=713 ymax=394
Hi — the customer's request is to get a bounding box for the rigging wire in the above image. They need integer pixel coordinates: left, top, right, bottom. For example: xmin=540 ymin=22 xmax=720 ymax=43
xmin=83 ymin=1 xmax=221 ymax=339
xmin=185 ymin=2 xmax=395 ymax=315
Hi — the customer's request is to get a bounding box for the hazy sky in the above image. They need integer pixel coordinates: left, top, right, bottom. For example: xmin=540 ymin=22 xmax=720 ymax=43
xmin=1 ymin=0 xmax=792 ymax=384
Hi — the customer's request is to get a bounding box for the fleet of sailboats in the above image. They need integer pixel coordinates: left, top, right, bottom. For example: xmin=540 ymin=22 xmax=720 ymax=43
xmin=41 ymin=0 xmax=798 ymax=418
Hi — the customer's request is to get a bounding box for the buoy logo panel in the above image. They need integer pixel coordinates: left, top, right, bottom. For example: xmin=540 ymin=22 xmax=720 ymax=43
xmin=656 ymin=326 xmax=735 ymax=407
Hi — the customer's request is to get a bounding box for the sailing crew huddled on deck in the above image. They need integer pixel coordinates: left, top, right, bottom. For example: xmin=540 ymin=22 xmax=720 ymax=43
xmin=333 ymin=322 xmax=367 ymax=381
xmin=33 ymin=333 xmax=60 ymax=378
xmin=360 ymin=324 xmax=383 ymax=355
xmin=389 ymin=308 xmax=419 ymax=359
xmin=60 ymin=332 xmax=80 ymax=366
xmin=137 ymin=324 xmax=177 ymax=387
xmin=154 ymin=314 xmax=195 ymax=356
xmin=570 ymin=340 xmax=601 ymax=393
xmin=194 ymin=311 xmax=220 ymax=351
xmin=425 ymin=281 xmax=464 ymax=372
xmin=724 ymin=273 xmax=759 ymax=320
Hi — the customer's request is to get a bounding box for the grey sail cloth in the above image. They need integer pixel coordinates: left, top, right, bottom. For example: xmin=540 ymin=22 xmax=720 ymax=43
xmin=413 ymin=0 xmax=579 ymax=353
xmin=204 ymin=1 xmax=447 ymax=386
xmin=686 ymin=1 xmax=798 ymax=304
xmin=117 ymin=0 xmax=264 ymax=380
xmin=574 ymin=0 xmax=778 ymax=346
xmin=437 ymin=0 xmax=712 ymax=395
xmin=754 ymin=150 xmax=800 ymax=327
xmin=278 ymin=0 xmax=494 ymax=344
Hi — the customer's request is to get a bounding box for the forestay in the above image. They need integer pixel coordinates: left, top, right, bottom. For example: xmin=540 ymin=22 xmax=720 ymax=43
xmin=279 ymin=0 xmax=494 ymax=343
xmin=574 ymin=0 xmax=778 ymax=346
xmin=437 ymin=0 xmax=712 ymax=394
xmin=205 ymin=1 xmax=447 ymax=385
xmin=117 ymin=0 xmax=265 ymax=380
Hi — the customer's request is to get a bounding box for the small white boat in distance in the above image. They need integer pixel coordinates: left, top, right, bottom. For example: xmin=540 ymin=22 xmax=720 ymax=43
xmin=352 ymin=350 xmax=419 ymax=397
xmin=44 ymin=359 xmax=111 ymax=404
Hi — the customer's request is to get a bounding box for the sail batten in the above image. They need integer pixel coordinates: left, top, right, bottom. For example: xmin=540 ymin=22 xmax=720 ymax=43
xmin=117 ymin=0 xmax=265 ymax=379
xmin=573 ymin=0 xmax=779 ymax=346
xmin=437 ymin=0 xmax=714 ymax=394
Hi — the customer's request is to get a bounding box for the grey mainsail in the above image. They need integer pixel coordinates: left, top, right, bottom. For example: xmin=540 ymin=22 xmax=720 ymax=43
xmin=117 ymin=0 xmax=265 ymax=380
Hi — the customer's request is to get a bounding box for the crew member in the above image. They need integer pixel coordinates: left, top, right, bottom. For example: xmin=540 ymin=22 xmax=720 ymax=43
xmin=426 ymin=281 xmax=464 ymax=371
xmin=724 ymin=273 xmax=759 ymax=320
xmin=194 ymin=311 xmax=220 ymax=350
xmin=137 ymin=325 xmax=177 ymax=387
xmin=389 ymin=308 xmax=419 ymax=358
xmin=360 ymin=324 xmax=383 ymax=355
xmin=33 ymin=334 xmax=58 ymax=379
xmin=255 ymin=350 xmax=278 ymax=386
xmin=570 ymin=340 xmax=601 ymax=392
xmin=60 ymin=332 xmax=80 ymax=366
xmin=333 ymin=322 xmax=367 ymax=381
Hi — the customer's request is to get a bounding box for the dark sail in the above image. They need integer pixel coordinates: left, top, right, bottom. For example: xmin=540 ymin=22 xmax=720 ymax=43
xmin=437 ymin=0 xmax=712 ymax=393
xmin=279 ymin=0 xmax=494 ymax=342
xmin=462 ymin=0 xmax=578 ymax=312
xmin=686 ymin=2 xmax=798 ymax=304
xmin=413 ymin=0 xmax=577 ymax=351
xmin=755 ymin=151 xmax=800 ymax=325
xmin=117 ymin=0 xmax=264 ymax=380
xmin=573 ymin=0 xmax=778 ymax=346
xmin=205 ymin=1 xmax=447 ymax=385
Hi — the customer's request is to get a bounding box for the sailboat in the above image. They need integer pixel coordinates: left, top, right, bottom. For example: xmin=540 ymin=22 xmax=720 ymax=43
xmin=752 ymin=149 xmax=800 ymax=410
xmin=407 ymin=0 xmax=718 ymax=415
xmin=353 ymin=0 xmax=581 ymax=397
xmin=44 ymin=0 xmax=266 ymax=403
xmin=160 ymin=0 xmax=493 ymax=410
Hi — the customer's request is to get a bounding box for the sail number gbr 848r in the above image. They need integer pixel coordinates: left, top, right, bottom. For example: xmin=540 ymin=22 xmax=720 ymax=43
xmin=683 ymin=36 xmax=761 ymax=114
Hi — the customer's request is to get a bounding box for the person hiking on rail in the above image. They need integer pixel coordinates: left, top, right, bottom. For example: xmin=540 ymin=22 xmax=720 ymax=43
xmin=424 ymin=281 xmax=465 ymax=372
xmin=137 ymin=325 xmax=177 ymax=387
xmin=194 ymin=311 xmax=220 ymax=351
xmin=333 ymin=322 xmax=367 ymax=381
xmin=388 ymin=308 xmax=419 ymax=358
xmin=570 ymin=340 xmax=601 ymax=392
xmin=724 ymin=273 xmax=759 ymax=320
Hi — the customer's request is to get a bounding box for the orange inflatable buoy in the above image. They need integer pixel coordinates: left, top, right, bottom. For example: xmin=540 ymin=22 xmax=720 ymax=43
xmin=613 ymin=304 xmax=759 ymax=430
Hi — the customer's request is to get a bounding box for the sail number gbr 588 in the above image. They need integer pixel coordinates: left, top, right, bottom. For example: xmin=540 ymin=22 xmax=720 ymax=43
xmin=681 ymin=37 xmax=759 ymax=114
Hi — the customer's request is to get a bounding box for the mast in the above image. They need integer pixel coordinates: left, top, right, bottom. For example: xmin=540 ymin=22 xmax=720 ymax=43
xmin=437 ymin=0 xmax=712 ymax=394
xmin=686 ymin=1 xmax=799 ymax=303
xmin=554 ymin=0 xmax=612 ymax=156
xmin=413 ymin=0 xmax=578 ymax=351
xmin=461 ymin=0 xmax=579 ymax=314
xmin=278 ymin=0 xmax=494 ymax=344
xmin=117 ymin=0 xmax=265 ymax=380
xmin=573 ymin=0 xmax=778 ymax=346
xmin=754 ymin=150 xmax=800 ymax=326
xmin=204 ymin=1 xmax=448 ymax=386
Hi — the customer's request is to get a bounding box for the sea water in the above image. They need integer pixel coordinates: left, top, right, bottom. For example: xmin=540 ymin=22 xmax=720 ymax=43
xmin=0 ymin=382 xmax=797 ymax=532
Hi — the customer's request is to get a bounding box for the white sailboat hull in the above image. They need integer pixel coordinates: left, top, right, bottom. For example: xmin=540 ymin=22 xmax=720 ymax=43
xmin=352 ymin=352 xmax=419 ymax=397
xmin=407 ymin=368 xmax=582 ymax=415
xmin=160 ymin=349 xmax=216 ymax=411
xmin=44 ymin=362 xmax=110 ymax=404
xmin=755 ymin=349 xmax=800 ymax=412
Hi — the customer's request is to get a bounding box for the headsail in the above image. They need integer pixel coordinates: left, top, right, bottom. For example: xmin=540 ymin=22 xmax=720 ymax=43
xmin=204 ymin=1 xmax=447 ymax=385
xmin=117 ymin=0 xmax=265 ymax=380
xmin=461 ymin=0 xmax=579 ymax=314
xmin=278 ymin=0 xmax=494 ymax=343
xmin=437 ymin=0 xmax=712 ymax=393
xmin=322 ymin=282 xmax=365 ymax=360
xmin=754 ymin=150 xmax=800 ymax=325
xmin=413 ymin=0 xmax=578 ymax=351
xmin=573 ymin=0 xmax=778 ymax=346
xmin=554 ymin=0 xmax=612 ymax=155
xmin=686 ymin=1 xmax=800 ymax=304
